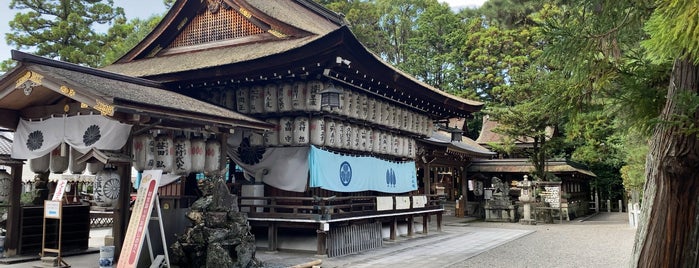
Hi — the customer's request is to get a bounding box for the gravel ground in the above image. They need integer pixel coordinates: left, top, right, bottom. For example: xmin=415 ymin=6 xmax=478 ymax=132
xmin=454 ymin=213 xmax=636 ymax=268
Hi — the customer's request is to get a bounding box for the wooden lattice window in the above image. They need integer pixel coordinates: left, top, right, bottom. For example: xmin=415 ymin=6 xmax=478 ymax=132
xmin=169 ymin=6 xmax=265 ymax=48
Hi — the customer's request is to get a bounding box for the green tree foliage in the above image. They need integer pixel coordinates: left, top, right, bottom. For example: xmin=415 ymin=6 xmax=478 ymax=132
xmin=5 ymin=0 xmax=127 ymax=67
xmin=100 ymin=15 xmax=164 ymax=66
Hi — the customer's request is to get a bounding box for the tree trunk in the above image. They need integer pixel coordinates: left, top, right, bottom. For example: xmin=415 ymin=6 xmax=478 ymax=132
xmin=631 ymin=59 xmax=699 ymax=267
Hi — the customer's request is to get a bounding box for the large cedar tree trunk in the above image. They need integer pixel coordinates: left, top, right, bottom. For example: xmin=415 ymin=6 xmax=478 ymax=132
xmin=631 ymin=59 xmax=699 ymax=267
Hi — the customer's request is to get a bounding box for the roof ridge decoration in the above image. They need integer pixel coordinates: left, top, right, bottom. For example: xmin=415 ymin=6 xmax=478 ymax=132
xmin=116 ymin=0 xmax=315 ymax=63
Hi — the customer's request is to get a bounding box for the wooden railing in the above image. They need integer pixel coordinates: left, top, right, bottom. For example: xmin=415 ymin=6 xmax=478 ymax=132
xmin=239 ymin=194 xmax=444 ymax=221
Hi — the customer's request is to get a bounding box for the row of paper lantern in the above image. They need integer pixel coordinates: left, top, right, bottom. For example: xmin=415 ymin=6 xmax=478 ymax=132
xmin=132 ymin=133 xmax=223 ymax=175
xmin=233 ymin=81 xmax=434 ymax=137
xmin=29 ymin=146 xmax=105 ymax=175
xmin=253 ymin=117 xmax=417 ymax=158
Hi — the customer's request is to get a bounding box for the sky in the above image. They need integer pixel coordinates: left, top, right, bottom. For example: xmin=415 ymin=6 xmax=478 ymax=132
xmin=0 ymin=0 xmax=486 ymax=65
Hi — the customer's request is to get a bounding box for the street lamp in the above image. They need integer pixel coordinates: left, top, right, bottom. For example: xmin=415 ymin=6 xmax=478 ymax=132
xmin=320 ymin=82 xmax=343 ymax=108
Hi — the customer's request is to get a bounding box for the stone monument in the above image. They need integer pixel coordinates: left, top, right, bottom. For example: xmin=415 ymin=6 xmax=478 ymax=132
xmin=518 ymin=175 xmax=536 ymax=225
xmin=484 ymin=177 xmax=517 ymax=222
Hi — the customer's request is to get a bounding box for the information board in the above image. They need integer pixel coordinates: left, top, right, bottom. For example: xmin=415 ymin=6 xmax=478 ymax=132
xmin=117 ymin=169 xmax=162 ymax=268
xmin=540 ymin=186 xmax=561 ymax=208
xmin=44 ymin=200 xmax=62 ymax=219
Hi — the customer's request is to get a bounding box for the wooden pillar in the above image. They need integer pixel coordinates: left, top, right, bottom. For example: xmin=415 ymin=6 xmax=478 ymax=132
xmin=437 ymin=211 xmax=443 ymax=232
xmin=407 ymin=215 xmax=414 ymax=237
xmin=422 ymin=214 xmax=429 ymax=235
xmin=6 ymin=164 xmax=23 ymax=256
xmin=461 ymin=166 xmax=468 ymax=216
xmin=316 ymin=227 xmax=327 ymax=256
xmin=112 ymin=163 xmax=132 ymax=262
xmin=423 ymin=164 xmax=431 ymax=195
xmin=268 ymin=222 xmax=278 ymax=251
xmin=390 ymin=217 xmax=397 ymax=240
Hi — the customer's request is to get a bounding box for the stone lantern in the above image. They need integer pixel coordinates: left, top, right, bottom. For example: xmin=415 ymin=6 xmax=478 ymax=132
xmin=518 ymin=175 xmax=536 ymax=225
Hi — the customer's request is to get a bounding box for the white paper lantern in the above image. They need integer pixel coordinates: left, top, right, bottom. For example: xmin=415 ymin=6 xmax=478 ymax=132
xmin=394 ymin=108 xmax=403 ymax=130
xmin=407 ymin=112 xmax=415 ymax=133
xmin=291 ymin=81 xmax=307 ymax=111
xmin=324 ymin=119 xmax=337 ymax=147
xmin=350 ymin=124 xmax=359 ymax=150
xmin=402 ymin=109 xmax=410 ymax=130
xmin=264 ymin=118 xmax=280 ymax=146
xmin=190 ymin=137 xmax=206 ymax=173
xmin=249 ymin=85 xmax=265 ymax=114
xmin=30 ymin=154 xmax=50 ymax=173
xmin=392 ymin=135 xmax=401 ymax=156
xmin=310 ymin=117 xmax=325 ymax=146
xmin=263 ymin=83 xmax=279 ymax=113
xmin=0 ymin=169 xmax=11 ymax=203
xmin=279 ymin=83 xmax=293 ymax=112
xmin=155 ymin=134 xmax=174 ymax=173
xmin=358 ymin=127 xmax=367 ymax=151
xmin=375 ymin=101 xmax=384 ymax=125
xmin=366 ymin=128 xmax=375 ymax=152
xmin=94 ymin=168 xmax=120 ymax=207
xmin=68 ymin=147 xmax=86 ymax=174
xmin=49 ymin=146 xmax=68 ymax=174
xmin=173 ymin=136 xmax=192 ymax=175
xmin=293 ymin=116 xmax=310 ymax=145
xmin=356 ymin=94 xmax=367 ymax=119
xmin=132 ymin=133 xmax=155 ymax=172
xmin=341 ymin=88 xmax=353 ymax=117
xmin=427 ymin=120 xmax=435 ymax=136
xmin=87 ymin=162 xmax=104 ymax=175
xmin=379 ymin=131 xmax=389 ymax=154
xmin=382 ymin=103 xmax=392 ymax=126
xmin=390 ymin=106 xmax=398 ymax=129
xmin=236 ymin=87 xmax=249 ymax=113
xmin=279 ymin=117 xmax=294 ymax=146
xmin=412 ymin=113 xmax=421 ymax=134
xmin=223 ymin=90 xmax=236 ymax=110
xmin=205 ymin=138 xmax=221 ymax=173
xmin=306 ymin=80 xmax=322 ymax=111
xmin=344 ymin=123 xmax=353 ymax=149
xmin=409 ymin=138 xmax=417 ymax=158
xmin=336 ymin=122 xmax=346 ymax=149
xmin=367 ymin=98 xmax=377 ymax=123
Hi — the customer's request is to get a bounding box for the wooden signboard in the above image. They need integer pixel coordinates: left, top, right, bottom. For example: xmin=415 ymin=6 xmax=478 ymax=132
xmin=117 ymin=169 xmax=164 ymax=268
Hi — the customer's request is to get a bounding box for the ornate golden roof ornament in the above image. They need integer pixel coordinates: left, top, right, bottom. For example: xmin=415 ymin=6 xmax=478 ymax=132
xmin=15 ymin=71 xmax=43 ymax=96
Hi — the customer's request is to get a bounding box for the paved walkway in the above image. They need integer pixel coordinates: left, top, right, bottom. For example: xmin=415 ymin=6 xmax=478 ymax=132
xmin=0 ymin=210 xmax=634 ymax=268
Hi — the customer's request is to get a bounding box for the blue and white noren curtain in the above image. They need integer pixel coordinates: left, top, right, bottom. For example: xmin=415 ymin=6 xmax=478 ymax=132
xmin=12 ymin=115 xmax=132 ymax=159
xmin=309 ymin=145 xmax=417 ymax=193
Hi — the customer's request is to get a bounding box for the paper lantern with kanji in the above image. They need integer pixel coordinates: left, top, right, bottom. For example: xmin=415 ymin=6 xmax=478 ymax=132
xmin=293 ymin=116 xmax=310 ymax=145
xmin=236 ymin=87 xmax=249 ymax=114
xmin=310 ymin=117 xmax=325 ymax=146
xmin=263 ymin=83 xmax=279 ymax=113
xmin=173 ymin=135 xmax=191 ymax=175
xmin=340 ymin=88 xmax=353 ymax=117
xmin=350 ymin=124 xmax=360 ymax=150
xmin=68 ymin=147 xmax=86 ymax=174
xmin=291 ymin=81 xmax=307 ymax=111
xmin=379 ymin=131 xmax=389 ymax=154
xmin=264 ymin=118 xmax=280 ymax=146
xmin=248 ymin=85 xmax=264 ymax=114
xmin=367 ymin=98 xmax=377 ymax=123
xmin=306 ymin=80 xmax=323 ymax=111
xmin=335 ymin=122 xmax=346 ymax=149
xmin=30 ymin=153 xmax=50 ymax=173
xmin=324 ymin=119 xmax=337 ymax=147
xmin=366 ymin=128 xmax=375 ymax=152
xmin=49 ymin=146 xmax=68 ymax=174
xmin=358 ymin=127 xmax=367 ymax=151
xmin=204 ymin=138 xmax=221 ymax=173
xmin=278 ymin=83 xmax=293 ymax=112
xmin=190 ymin=137 xmax=206 ymax=173
xmin=132 ymin=133 xmax=155 ymax=172
xmin=154 ymin=134 xmax=174 ymax=173
xmin=356 ymin=93 xmax=367 ymax=119
xmin=279 ymin=117 xmax=294 ymax=146
xmin=94 ymin=168 xmax=120 ymax=207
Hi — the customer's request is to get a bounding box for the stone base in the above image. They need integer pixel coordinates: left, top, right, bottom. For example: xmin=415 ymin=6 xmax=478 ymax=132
xmin=519 ymin=219 xmax=537 ymax=225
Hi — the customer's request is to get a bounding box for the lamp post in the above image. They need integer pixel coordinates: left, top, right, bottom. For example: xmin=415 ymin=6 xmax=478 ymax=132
xmin=518 ymin=174 xmax=536 ymax=225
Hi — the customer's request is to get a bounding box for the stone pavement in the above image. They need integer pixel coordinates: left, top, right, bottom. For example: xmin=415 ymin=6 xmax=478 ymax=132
xmin=0 ymin=209 xmax=633 ymax=268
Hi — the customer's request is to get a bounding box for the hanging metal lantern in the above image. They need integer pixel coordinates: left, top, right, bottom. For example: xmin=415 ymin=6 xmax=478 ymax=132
xmin=263 ymin=83 xmax=279 ymax=113
xmin=173 ymin=135 xmax=192 ymax=175
xmin=155 ymin=134 xmax=174 ymax=173
xmin=279 ymin=83 xmax=293 ymax=112
xmin=132 ymin=133 xmax=155 ymax=172
xmin=204 ymin=137 xmax=221 ymax=174
xmin=0 ymin=169 xmax=11 ymax=203
xmin=93 ymin=168 xmax=120 ymax=207
xmin=190 ymin=136 xmax=206 ymax=173
xmin=236 ymin=87 xmax=250 ymax=113
xmin=293 ymin=116 xmax=309 ymax=145
xmin=49 ymin=145 xmax=68 ymax=174
xmin=249 ymin=85 xmax=265 ymax=114
xmin=279 ymin=117 xmax=294 ymax=146
xmin=30 ymin=153 xmax=50 ymax=173
xmin=264 ymin=118 xmax=280 ymax=146
xmin=310 ymin=117 xmax=325 ymax=146
xmin=291 ymin=81 xmax=307 ymax=111
xmin=324 ymin=119 xmax=336 ymax=148
xmin=68 ymin=147 xmax=86 ymax=174
xmin=306 ymin=80 xmax=323 ymax=111
xmin=87 ymin=162 xmax=105 ymax=175
xmin=321 ymin=82 xmax=344 ymax=114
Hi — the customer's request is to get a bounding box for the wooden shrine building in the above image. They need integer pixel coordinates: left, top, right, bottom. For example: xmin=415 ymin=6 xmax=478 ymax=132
xmin=0 ymin=0 xmax=489 ymax=259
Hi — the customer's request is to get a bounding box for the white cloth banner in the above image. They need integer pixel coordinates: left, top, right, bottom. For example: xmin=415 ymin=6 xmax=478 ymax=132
xmin=227 ymin=135 xmax=309 ymax=192
xmin=12 ymin=115 xmax=132 ymax=159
